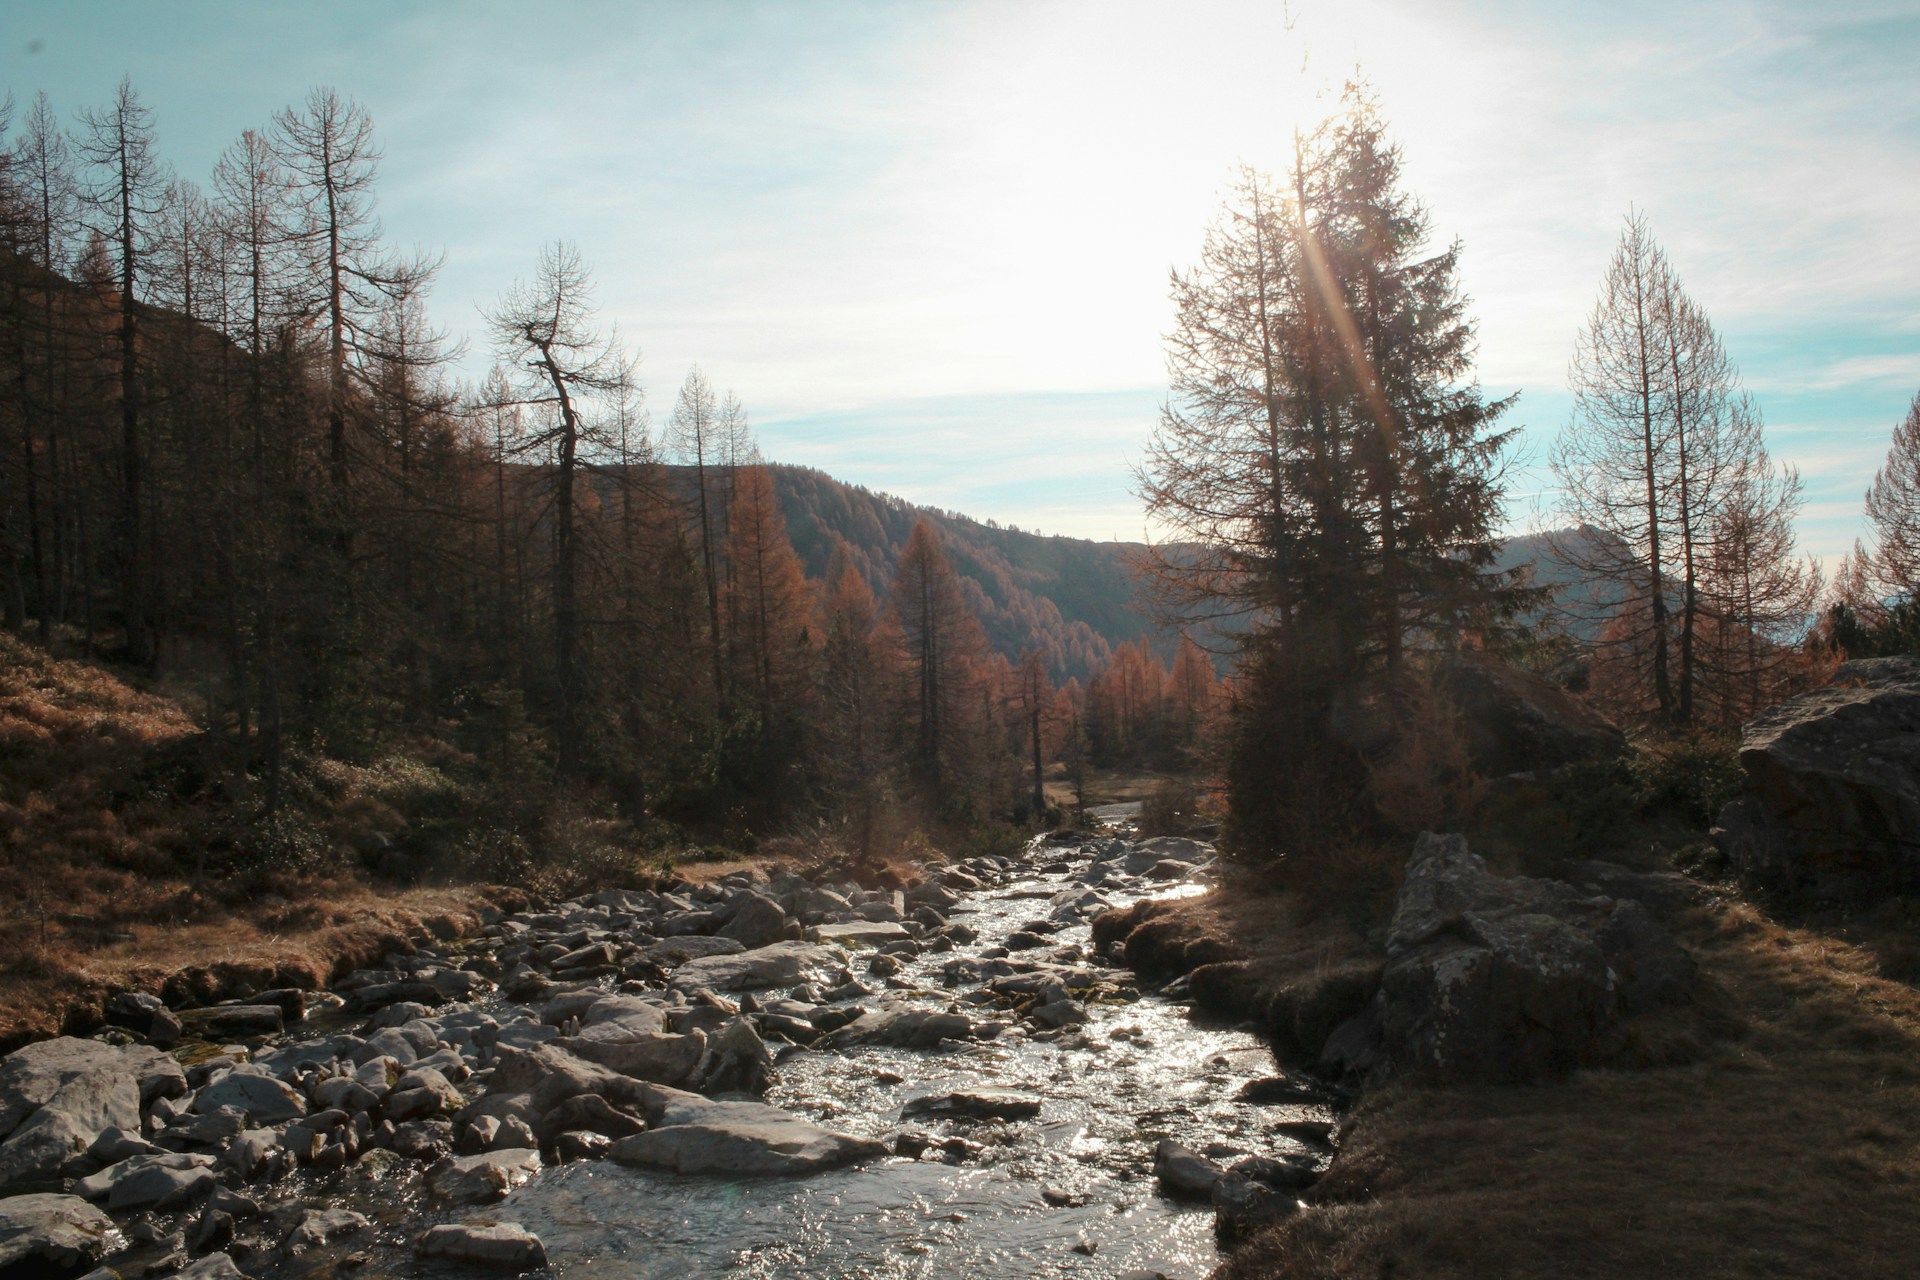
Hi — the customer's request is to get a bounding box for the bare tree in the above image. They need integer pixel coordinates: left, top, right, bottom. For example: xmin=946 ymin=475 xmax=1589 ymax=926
xmin=272 ymin=88 xmax=435 ymax=530
xmin=486 ymin=241 xmax=632 ymax=772
xmin=1701 ymin=410 xmax=1818 ymax=722
xmin=1865 ymin=392 xmax=1920 ymax=601
xmin=1552 ymin=212 xmax=1679 ymax=720
xmin=1555 ymin=212 xmax=1801 ymax=725
xmin=7 ymin=92 xmax=79 ymax=639
xmin=667 ymin=367 xmax=728 ymax=713
xmin=892 ymin=518 xmax=983 ymax=788
xmin=75 ymin=77 xmax=168 ymax=662
xmin=1655 ymin=272 xmax=1742 ymax=723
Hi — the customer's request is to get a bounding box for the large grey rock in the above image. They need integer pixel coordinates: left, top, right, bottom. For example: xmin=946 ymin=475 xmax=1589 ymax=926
xmin=103 ymin=993 xmax=182 ymax=1048
xmin=75 ymin=1151 xmax=216 ymax=1210
xmin=1714 ymin=656 xmax=1920 ymax=901
xmin=1432 ymin=651 xmax=1626 ymax=776
xmin=384 ymin=1066 xmax=462 ymax=1123
xmin=555 ymin=1032 xmax=708 ymax=1090
xmin=571 ymin=995 xmax=668 ymax=1045
xmin=429 ymin=1148 xmax=543 ymax=1204
xmin=484 ymin=1044 xmax=651 ymax=1114
xmin=177 ymin=1004 xmax=284 ymax=1039
xmin=668 ymin=941 xmax=840 ymax=993
xmin=0 ymin=1193 xmax=120 ymax=1275
xmin=284 ymin=1206 xmax=369 ymax=1254
xmin=1152 ymin=1140 xmax=1225 ymax=1201
xmin=224 ymin=1128 xmax=285 ymax=1182
xmin=174 ymin=1252 xmax=245 ymax=1279
xmin=811 ymin=921 xmax=912 ymax=948
xmin=1212 ymin=1171 xmax=1299 ymax=1246
xmin=901 ymin=1087 xmax=1040 ymax=1122
xmin=1373 ymin=834 xmax=1693 ymax=1084
xmin=637 ymin=937 xmax=747 ymax=969
xmin=417 ymin=1222 xmax=547 ymax=1271
xmin=697 ymin=1018 xmax=775 ymax=1095
xmin=0 ymin=1038 xmax=150 ymax=1188
xmin=535 ymin=1093 xmax=645 ymax=1143
xmin=718 ymin=892 xmax=791 ymax=948
xmin=193 ymin=1070 xmax=306 ymax=1125
xmin=609 ymin=1087 xmax=885 ymax=1176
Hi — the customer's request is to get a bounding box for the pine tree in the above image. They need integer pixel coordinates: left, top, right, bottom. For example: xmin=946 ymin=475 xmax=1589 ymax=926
xmin=1139 ymin=86 xmax=1517 ymax=848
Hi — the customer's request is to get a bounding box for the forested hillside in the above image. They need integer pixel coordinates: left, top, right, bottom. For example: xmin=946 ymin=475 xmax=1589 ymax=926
xmin=766 ymin=466 xmax=1152 ymax=681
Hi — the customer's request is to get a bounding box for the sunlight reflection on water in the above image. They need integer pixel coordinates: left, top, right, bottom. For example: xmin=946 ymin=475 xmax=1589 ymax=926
xmin=460 ymin=838 xmax=1328 ymax=1280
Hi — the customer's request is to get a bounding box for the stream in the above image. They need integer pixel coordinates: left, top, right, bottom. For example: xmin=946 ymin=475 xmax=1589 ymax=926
xmin=8 ymin=828 xmax=1336 ymax=1280
xmin=478 ymin=836 xmax=1326 ymax=1278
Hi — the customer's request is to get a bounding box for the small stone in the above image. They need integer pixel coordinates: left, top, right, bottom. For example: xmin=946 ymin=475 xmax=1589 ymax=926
xmin=900 ymin=1088 xmax=1042 ymax=1122
xmin=1152 ymin=1140 xmax=1224 ymax=1201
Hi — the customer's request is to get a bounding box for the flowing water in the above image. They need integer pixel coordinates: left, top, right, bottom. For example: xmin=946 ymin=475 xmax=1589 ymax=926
xmin=428 ymin=836 xmax=1332 ymax=1280
xmin=80 ymin=831 xmax=1332 ymax=1280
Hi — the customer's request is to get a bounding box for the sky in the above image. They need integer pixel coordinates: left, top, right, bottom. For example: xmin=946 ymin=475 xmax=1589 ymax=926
xmin=5 ymin=0 xmax=1917 ymax=565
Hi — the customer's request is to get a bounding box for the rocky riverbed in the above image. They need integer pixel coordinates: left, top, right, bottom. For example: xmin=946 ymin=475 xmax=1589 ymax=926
xmin=0 ymin=831 xmax=1338 ymax=1280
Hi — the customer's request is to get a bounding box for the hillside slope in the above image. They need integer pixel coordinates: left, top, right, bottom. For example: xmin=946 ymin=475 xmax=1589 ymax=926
xmin=766 ymin=465 xmax=1161 ymax=681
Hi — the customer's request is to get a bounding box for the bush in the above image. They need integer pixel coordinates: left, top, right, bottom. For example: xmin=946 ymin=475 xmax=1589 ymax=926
xmin=1138 ymin=778 xmax=1207 ymax=837
xmin=232 ymin=808 xmax=336 ymax=877
xmin=1277 ymin=835 xmax=1405 ymax=927
xmin=953 ymin=822 xmax=1027 ymax=862
xmin=1629 ymin=733 xmax=1743 ymax=826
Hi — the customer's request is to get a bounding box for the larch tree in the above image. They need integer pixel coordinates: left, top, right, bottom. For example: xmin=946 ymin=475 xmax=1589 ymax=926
xmin=1865 ymin=392 xmax=1920 ymax=602
xmin=7 ymin=92 xmax=79 ymax=639
xmin=1016 ymin=649 xmax=1053 ymax=820
xmin=1654 ymin=271 xmax=1743 ymax=724
xmin=892 ymin=518 xmax=983 ymax=791
xmin=1552 ymin=212 xmax=1681 ymax=721
xmin=75 ymin=77 xmax=168 ymax=663
xmin=1169 ymin=636 xmax=1219 ymax=746
xmin=1555 ymin=213 xmax=1796 ymax=724
xmin=819 ymin=554 xmax=894 ymax=852
xmin=486 ymin=240 xmax=633 ymax=774
xmin=723 ymin=460 xmax=816 ymax=727
xmin=667 ymin=367 xmax=728 ymax=715
xmin=1701 ymin=422 xmax=1818 ymax=721
xmin=272 ymin=88 xmax=434 ymax=541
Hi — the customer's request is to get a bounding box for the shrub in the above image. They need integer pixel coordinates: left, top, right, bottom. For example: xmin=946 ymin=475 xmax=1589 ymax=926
xmin=1629 ymin=732 xmax=1743 ymax=826
xmin=232 ymin=808 xmax=336 ymax=877
xmin=449 ymin=824 xmax=537 ymax=885
xmin=1277 ymin=834 xmax=1405 ymax=927
xmin=1138 ymin=778 xmax=1205 ymax=837
xmin=953 ymin=822 xmax=1027 ymax=862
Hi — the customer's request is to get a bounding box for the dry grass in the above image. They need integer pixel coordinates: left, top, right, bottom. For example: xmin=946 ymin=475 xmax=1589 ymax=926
xmin=1219 ymin=871 xmax=1920 ymax=1280
xmin=0 ymin=635 xmax=523 ymax=1046
xmin=0 ymin=633 xmax=875 ymax=1047
xmin=0 ymin=885 xmax=501 ymax=1050
xmin=1045 ymin=765 xmax=1190 ymax=810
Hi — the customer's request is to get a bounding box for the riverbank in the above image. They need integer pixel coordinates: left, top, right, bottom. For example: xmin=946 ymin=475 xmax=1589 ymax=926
xmin=0 ymin=632 xmax=816 ymax=1050
xmin=1104 ymin=846 xmax=1920 ymax=1279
